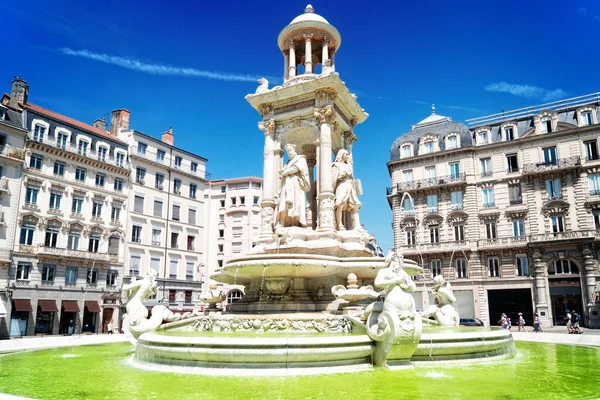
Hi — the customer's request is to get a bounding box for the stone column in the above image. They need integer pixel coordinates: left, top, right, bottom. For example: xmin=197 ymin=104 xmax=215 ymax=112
xmin=330 ymin=50 xmax=335 ymax=71
xmin=343 ymin=131 xmax=357 ymax=158
xmin=532 ymin=250 xmax=551 ymax=326
xmin=288 ymin=40 xmax=296 ymax=78
xmin=304 ymin=34 xmax=313 ymax=74
xmin=322 ymin=36 xmax=330 ymax=67
xmin=283 ymin=51 xmax=289 ymax=80
xmin=314 ymin=105 xmax=336 ymax=233
xmin=583 ymin=246 xmax=598 ymax=306
xmin=258 ymin=119 xmax=277 ymax=240
xmin=302 ymin=144 xmax=317 ymax=230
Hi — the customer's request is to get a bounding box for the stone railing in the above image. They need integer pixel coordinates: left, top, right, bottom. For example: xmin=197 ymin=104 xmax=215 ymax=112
xmin=388 ymin=173 xmax=467 ymax=195
xmin=0 ymin=144 xmax=26 ymax=161
xmin=400 ymin=240 xmax=471 ymax=253
xmin=37 ymin=246 xmax=112 ymax=262
xmin=529 ymin=230 xmax=599 ymax=242
xmin=477 ymin=237 xmax=528 ymax=248
xmin=522 ymin=156 xmax=581 ymax=175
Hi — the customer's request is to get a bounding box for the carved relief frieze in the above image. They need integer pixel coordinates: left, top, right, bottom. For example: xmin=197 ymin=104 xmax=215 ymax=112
xmin=274 ymin=99 xmax=315 ymax=115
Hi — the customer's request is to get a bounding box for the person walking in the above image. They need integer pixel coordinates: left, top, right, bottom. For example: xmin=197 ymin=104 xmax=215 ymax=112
xmin=107 ymin=321 xmax=113 ymax=334
xmin=565 ymin=310 xmax=573 ymax=334
xmin=517 ymin=312 xmax=527 ymax=332
xmin=533 ymin=313 xmax=543 ymax=333
xmin=499 ymin=313 xmax=508 ymax=329
xmin=571 ymin=310 xmax=583 ymax=334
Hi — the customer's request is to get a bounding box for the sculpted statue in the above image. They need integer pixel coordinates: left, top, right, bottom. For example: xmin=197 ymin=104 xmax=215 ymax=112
xmin=322 ymin=58 xmax=333 ymax=76
xmin=332 ymin=149 xmax=362 ymax=231
xmin=200 ymin=280 xmax=227 ymax=309
xmin=422 ymin=275 xmax=459 ymax=326
xmin=276 ymin=144 xmax=310 ymax=228
xmin=364 ymin=251 xmax=423 ymax=367
xmin=255 ymin=78 xmax=269 ymax=94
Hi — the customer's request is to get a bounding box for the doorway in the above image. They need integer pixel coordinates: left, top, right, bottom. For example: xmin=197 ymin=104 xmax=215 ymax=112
xmin=487 ymin=288 xmax=534 ymax=326
xmin=102 ymin=308 xmax=114 ymax=333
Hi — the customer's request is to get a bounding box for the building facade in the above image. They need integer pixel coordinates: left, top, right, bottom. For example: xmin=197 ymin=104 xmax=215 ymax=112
xmin=1 ymin=78 xmax=129 ymax=337
xmin=387 ymin=99 xmax=600 ymax=328
xmin=118 ymin=127 xmax=209 ymax=313
xmin=203 ymin=177 xmax=262 ymax=304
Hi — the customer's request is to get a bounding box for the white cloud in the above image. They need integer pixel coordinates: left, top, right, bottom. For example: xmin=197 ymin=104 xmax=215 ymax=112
xmin=484 ymin=82 xmax=568 ymax=102
xmin=58 ymin=48 xmax=263 ymax=82
xmin=579 ymin=7 xmax=587 ymax=14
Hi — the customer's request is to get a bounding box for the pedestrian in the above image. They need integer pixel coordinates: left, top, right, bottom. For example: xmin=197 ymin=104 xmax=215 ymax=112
xmin=571 ymin=310 xmax=583 ymax=334
xmin=517 ymin=312 xmax=527 ymax=332
xmin=533 ymin=313 xmax=543 ymax=333
xmin=506 ymin=316 xmax=512 ymax=331
xmin=499 ymin=313 xmax=508 ymax=329
xmin=565 ymin=310 xmax=573 ymax=334
xmin=107 ymin=321 xmax=113 ymax=334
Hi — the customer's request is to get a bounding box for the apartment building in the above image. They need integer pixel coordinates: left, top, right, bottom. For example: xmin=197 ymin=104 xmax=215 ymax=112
xmin=118 ymin=127 xmax=209 ymax=312
xmin=204 ymin=177 xmax=262 ymax=303
xmin=387 ymin=98 xmax=600 ymax=328
xmin=1 ymin=78 xmax=129 ymax=337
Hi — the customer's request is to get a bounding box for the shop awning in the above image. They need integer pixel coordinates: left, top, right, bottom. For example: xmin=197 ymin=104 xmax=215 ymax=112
xmin=38 ymin=300 xmax=58 ymax=312
xmin=84 ymin=301 xmax=101 ymax=313
xmin=62 ymin=300 xmax=80 ymax=313
xmin=13 ymin=299 xmax=32 ymax=312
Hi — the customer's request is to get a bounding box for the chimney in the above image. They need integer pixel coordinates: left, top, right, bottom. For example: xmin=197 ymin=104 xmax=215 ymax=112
xmin=162 ymin=127 xmax=174 ymax=145
xmin=9 ymin=76 xmax=29 ymax=109
xmin=110 ymin=109 xmax=130 ymax=137
xmin=93 ymin=118 xmax=107 ymax=130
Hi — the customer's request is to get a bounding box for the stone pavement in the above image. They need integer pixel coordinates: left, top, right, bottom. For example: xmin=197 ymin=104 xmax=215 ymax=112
xmin=511 ymin=326 xmax=600 ymax=347
xmin=0 ymin=333 xmax=129 ymax=354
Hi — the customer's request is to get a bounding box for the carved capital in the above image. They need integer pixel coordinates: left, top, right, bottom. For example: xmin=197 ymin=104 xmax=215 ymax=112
xmin=343 ymin=131 xmax=357 ymax=144
xmin=258 ymin=119 xmax=276 ymax=136
xmin=323 ymin=35 xmax=331 ymax=44
xmin=314 ymin=105 xmax=336 ymax=124
xmin=303 ymin=33 xmax=314 ymax=42
xmin=315 ymin=89 xmax=337 ymax=106
xmin=258 ymin=103 xmax=273 ymax=117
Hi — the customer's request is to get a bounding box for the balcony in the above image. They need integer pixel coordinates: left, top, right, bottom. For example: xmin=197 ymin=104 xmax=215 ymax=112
xmin=477 ymin=236 xmax=528 ymax=249
xmin=110 ymin=219 xmax=122 ymax=227
xmin=0 ymin=177 xmax=9 ymax=195
xmin=152 ymin=241 xmax=161 ymax=246
xmin=404 ymin=210 xmax=415 ymax=216
xmin=510 ymin=199 xmax=523 ymax=205
xmin=546 ymin=194 xmax=563 ymax=201
xmin=23 ymin=203 xmax=39 ymax=211
xmin=0 ymin=144 xmax=26 ymax=161
xmin=427 ymin=207 xmax=439 ymax=214
xmin=399 ymin=240 xmax=471 ymax=255
xmin=507 ymin=167 xmax=520 ymax=174
xmin=483 ymin=202 xmax=496 ymax=208
xmin=480 ymin=171 xmax=493 ymax=178
xmin=522 ymin=156 xmax=581 ymax=175
xmin=529 ymin=230 xmax=599 ymax=243
xmin=388 ymin=173 xmax=466 ymax=195
xmin=48 ymin=208 xmax=63 ymax=216
xmin=20 ymin=245 xmax=113 ymax=261
xmin=451 ymin=204 xmax=464 ymax=210
xmin=590 ymin=189 xmax=600 ymax=196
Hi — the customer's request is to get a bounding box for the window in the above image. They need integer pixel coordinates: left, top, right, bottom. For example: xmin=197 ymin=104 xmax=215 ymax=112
xmin=189 ymin=184 xmax=197 ymax=199
xmin=218 ymin=244 xmax=224 ymax=252
xmin=455 ymin=258 xmax=467 ymax=278
xmin=403 ymin=198 xmax=414 ymax=215
xmin=478 ymin=131 xmax=489 ymax=145
xmin=116 ymin=153 xmax=125 ymax=168
xmin=480 ymin=158 xmax=492 ymax=177
xmin=240 ymin=196 xmax=245 ymax=205
xmin=450 ymin=191 xmax=463 ymax=210
xmin=589 ymin=173 xmax=600 ymax=196
xmin=25 ymin=186 xmax=38 ymax=205
xmin=77 ymin=140 xmax=88 ymax=156
xmin=551 ymin=259 xmax=578 ymax=275
xmin=169 ymin=260 xmax=178 ymax=279
xmin=172 ymin=204 xmax=180 ymax=221
xmin=131 ymin=225 xmax=142 ymax=243
xmin=111 ymin=205 xmax=120 ymax=222
xmin=98 ymin=146 xmax=107 ymax=162
xmin=187 ymin=235 xmax=195 ymax=251
xmin=75 ymin=167 xmax=86 ymax=182
xmin=594 ymin=210 xmax=600 ymax=230
xmin=512 ymin=219 xmax=525 ymax=237
xmin=546 ymin=179 xmax=562 ymax=200
xmin=219 ymin=229 xmax=224 ymax=238
xmin=185 ymin=290 xmax=193 ymax=303
xmin=427 ymin=195 xmax=438 ymax=213
xmin=86 ymin=269 xmax=98 ymax=285
xmin=136 ymin=167 xmax=146 ymax=184
xmin=485 ymin=222 xmax=497 ymax=239
xmin=551 ymin=215 xmax=565 ymax=233
xmin=150 ymin=258 xmax=160 ymax=273
xmin=88 ymin=232 xmax=100 ymax=252
xmin=401 ymin=144 xmax=411 ymax=158
xmin=423 ymin=141 xmax=433 ymax=154
xmin=49 ymin=191 xmax=62 ymax=210
xmin=506 ymin=154 xmax=519 ymax=173
xmin=152 ymin=229 xmax=161 ymax=246
xmin=65 ymin=267 xmax=78 ymax=284
xmin=16 ymin=263 xmax=31 ymax=280
xmin=585 ymin=140 xmax=599 ymax=161
xmin=221 ymin=186 xmax=226 ymax=193
xmin=53 ymin=161 xmax=65 ymax=176
xmin=33 ymin=124 xmax=46 ymax=141
xmin=402 ymin=170 xmax=413 ymax=183
xmin=253 ymin=196 xmax=260 ymax=205
xmin=543 ymin=147 xmax=557 ymax=165
xmin=504 ymin=127 xmax=514 ymax=141
xmin=449 ymin=163 xmax=460 ymax=180
xmin=130 ymin=256 xmax=140 ymax=276
xmin=173 ymin=179 xmax=181 ymax=194
xmin=71 ymin=197 xmax=83 ymax=214
xmin=134 ymin=195 xmax=144 ymax=213
xmin=430 ymin=260 xmax=441 ymax=278
xmin=108 ymin=235 xmax=119 ymax=255
xmin=509 ymin=184 xmax=522 ymax=205
xmin=454 ymin=225 xmax=465 ymax=241
xmin=191 ymin=162 xmax=198 ymax=172
xmin=20 ymin=223 xmax=35 ymax=245
xmin=44 ymin=225 xmax=59 ymax=247
xmin=232 ymin=242 xmax=243 ymax=254
xmin=516 ymin=257 xmax=528 ymax=276
xmin=231 ymin=197 xmax=237 ymax=205
xmin=488 ymin=258 xmax=500 ymax=277
xmin=56 ymin=132 xmax=68 ymax=150
xmin=155 ymin=173 xmax=164 ymax=190
xmin=29 ymin=154 xmax=43 ymax=170
xmin=581 ymin=111 xmax=593 ymax=126
xmin=540 ymin=116 xmax=552 ymax=133
xmin=425 ymin=166 xmax=436 ymax=181
xmin=68 ymin=228 xmax=80 ymax=250
xmin=447 ymin=135 xmax=458 ymax=149
xmin=168 ymin=290 xmax=176 ymax=303
xmin=188 ymin=208 xmax=196 ymax=224
xmin=227 ymin=290 xmax=243 ymax=304
xmin=175 ymin=156 xmax=182 ymax=168
xmin=218 ymin=260 xmax=223 ymax=267
xmin=171 ymin=232 xmax=179 ymax=248
xmin=186 ymin=262 xmax=194 ymax=281
xmin=153 ymin=200 xmax=163 ymax=217
xmin=90 ymin=200 xmax=102 ymax=218
xmin=106 ymin=270 xmax=117 ymax=286
xmin=95 ymin=174 xmax=105 ymax=187
xmin=42 ymin=265 xmax=55 ymax=283
xmin=137 ymin=143 xmax=147 ymax=156
xmin=220 ymin=199 xmax=225 ymax=208
xmin=429 ymin=226 xmax=439 ymax=243
xmin=406 ymin=230 xmax=416 ymax=246
xmin=114 ymin=178 xmax=123 ymax=192
xmin=156 ymin=149 xmax=165 ymax=163
xmin=482 ymin=188 xmax=495 ymax=208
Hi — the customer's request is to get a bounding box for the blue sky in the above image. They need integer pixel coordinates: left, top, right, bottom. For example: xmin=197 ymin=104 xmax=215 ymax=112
xmin=4 ymin=0 xmax=600 ymax=251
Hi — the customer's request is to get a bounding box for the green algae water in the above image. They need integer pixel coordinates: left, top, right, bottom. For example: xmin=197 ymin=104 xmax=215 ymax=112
xmin=0 ymin=342 xmax=598 ymax=400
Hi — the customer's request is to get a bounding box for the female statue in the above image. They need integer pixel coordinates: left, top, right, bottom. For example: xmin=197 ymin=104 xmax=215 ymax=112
xmin=332 ymin=149 xmax=361 ymax=230
xmin=276 ymin=144 xmax=310 ymax=228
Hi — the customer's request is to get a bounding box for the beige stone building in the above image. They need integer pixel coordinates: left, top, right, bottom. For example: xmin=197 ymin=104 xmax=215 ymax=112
xmin=387 ymin=98 xmax=600 ymax=328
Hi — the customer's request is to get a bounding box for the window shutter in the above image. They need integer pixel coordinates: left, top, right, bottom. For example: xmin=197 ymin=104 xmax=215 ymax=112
xmin=134 ymin=196 xmax=144 ymax=212
xmin=154 ymin=200 xmax=163 ymax=217
xmin=188 ymin=209 xmax=196 ymax=224
xmin=173 ymin=205 xmax=180 ymax=220
xmin=108 ymin=236 xmax=119 ymax=255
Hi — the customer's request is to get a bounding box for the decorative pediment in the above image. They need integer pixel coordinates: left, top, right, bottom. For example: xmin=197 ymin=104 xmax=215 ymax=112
xmin=19 ymin=213 xmax=40 ymax=226
xmin=399 ymin=216 xmax=417 ymax=230
xmin=423 ymin=214 xmax=443 ymax=227
xmin=507 ymin=178 xmax=521 ymax=186
xmin=51 ymin=183 xmax=66 ymax=192
xmin=505 ymin=210 xmax=528 ymax=220
xmin=69 ymin=222 xmax=84 ymax=231
xmin=480 ymin=182 xmax=494 ymax=189
xmin=45 ymin=217 xmax=63 ymax=227
xmin=479 ymin=212 xmax=500 ymax=223
xmin=448 ymin=210 xmax=468 ymax=226
xmin=542 ymin=200 xmax=569 ymax=217
xmin=73 ymin=189 xmax=87 ymax=197
xmin=27 ymin=178 xmax=43 ymax=187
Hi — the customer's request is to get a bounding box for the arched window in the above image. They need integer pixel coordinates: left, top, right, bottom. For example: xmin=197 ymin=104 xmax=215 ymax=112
xmin=549 ymin=259 xmax=579 ymax=275
xmin=227 ymin=289 xmax=243 ymax=304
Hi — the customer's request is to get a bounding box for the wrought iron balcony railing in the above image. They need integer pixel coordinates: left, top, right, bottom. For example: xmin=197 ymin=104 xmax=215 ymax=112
xmin=522 ymin=156 xmax=581 ymax=175
xmin=389 ymin=173 xmax=466 ymax=194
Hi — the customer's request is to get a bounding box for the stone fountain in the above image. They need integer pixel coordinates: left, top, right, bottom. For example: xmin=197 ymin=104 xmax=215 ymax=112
xmin=124 ymin=5 xmax=515 ymax=374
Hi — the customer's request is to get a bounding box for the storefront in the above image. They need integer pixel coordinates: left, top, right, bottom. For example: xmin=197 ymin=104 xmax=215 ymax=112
xmin=83 ymin=301 xmax=101 ymax=333
xmin=35 ymin=300 xmax=58 ymax=335
xmin=10 ymin=299 xmax=32 ymax=337
xmin=59 ymin=300 xmax=80 ymax=335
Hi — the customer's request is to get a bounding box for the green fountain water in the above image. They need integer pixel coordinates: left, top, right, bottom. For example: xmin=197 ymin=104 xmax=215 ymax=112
xmin=1 ymin=342 xmax=599 ymax=399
